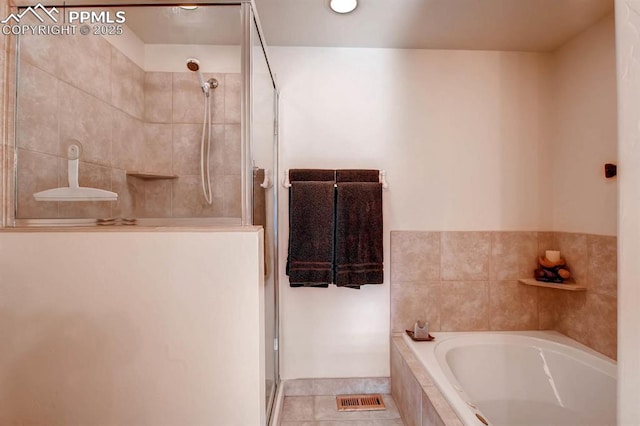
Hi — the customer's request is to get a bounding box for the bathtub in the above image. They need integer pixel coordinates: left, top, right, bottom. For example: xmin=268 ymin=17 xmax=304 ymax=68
xmin=402 ymin=331 xmax=616 ymax=426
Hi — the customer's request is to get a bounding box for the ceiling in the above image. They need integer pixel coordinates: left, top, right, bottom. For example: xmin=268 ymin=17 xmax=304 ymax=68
xmin=253 ymin=0 xmax=614 ymax=51
xmin=22 ymin=0 xmax=614 ymax=51
xmin=122 ymin=6 xmax=241 ymax=45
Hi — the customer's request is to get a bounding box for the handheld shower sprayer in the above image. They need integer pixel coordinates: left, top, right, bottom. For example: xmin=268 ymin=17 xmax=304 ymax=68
xmin=186 ymin=57 xmax=219 ymax=206
xmin=187 ymin=58 xmax=209 ymax=96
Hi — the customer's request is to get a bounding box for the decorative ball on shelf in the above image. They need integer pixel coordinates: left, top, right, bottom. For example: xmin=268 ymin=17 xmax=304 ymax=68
xmin=534 ymin=254 xmax=571 ymax=283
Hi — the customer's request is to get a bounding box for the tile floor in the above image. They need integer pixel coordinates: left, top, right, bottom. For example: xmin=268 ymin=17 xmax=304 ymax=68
xmin=279 ymin=394 xmax=405 ymax=425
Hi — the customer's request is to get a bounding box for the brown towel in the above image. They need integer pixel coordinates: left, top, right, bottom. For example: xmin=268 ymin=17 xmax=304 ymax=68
xmin=287 ymin=181 xmax=335 ymax=287
xmin=252 ymin=168 xmax=269 ymax=278
xmin=336 ymin=169 xmax=379 ymax=183
xmin=334 ymin=182 xmax=384 ymax=289
xmin=289 ymin=169 xmax=335 ymax=182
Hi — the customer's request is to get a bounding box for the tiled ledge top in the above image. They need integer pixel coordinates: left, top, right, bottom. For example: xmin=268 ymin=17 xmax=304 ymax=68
xmin=392 ymin=335 xmax=464 ymax=426
xmin=0 ymin=225 xmax=262 ymax=233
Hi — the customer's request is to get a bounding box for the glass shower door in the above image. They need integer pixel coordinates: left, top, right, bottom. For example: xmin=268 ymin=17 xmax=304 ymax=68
xmin=246 ymin=5 xmax=279 ymax=422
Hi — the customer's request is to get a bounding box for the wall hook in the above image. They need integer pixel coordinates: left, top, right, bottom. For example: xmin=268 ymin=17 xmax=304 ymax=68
xmin=604 ymin=163 xmax=617 ymax=178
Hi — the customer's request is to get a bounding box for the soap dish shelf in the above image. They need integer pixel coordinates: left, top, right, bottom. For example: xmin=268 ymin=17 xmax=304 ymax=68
xmin=518 ymin=278 xmax=586 ymax=291
xmin=126 ymin=171 xmax=178 ymax=180
xmin=405 ymin=330 xmax=435 ymax=342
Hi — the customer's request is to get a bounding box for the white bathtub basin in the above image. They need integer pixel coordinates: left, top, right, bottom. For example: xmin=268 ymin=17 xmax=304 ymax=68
xmin=402 ymin=331 xmax=616 ymax=426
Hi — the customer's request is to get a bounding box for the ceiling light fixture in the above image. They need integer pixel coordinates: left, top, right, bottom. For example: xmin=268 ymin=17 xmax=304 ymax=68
xmin=329 ymin=0 xmax=357 ymax=14
xmin=179 ymin=5 xmax=198 ymax=10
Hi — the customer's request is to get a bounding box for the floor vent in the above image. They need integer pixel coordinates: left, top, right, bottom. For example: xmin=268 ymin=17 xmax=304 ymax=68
xmin=336 ymin=394 xmax=386 ymax=412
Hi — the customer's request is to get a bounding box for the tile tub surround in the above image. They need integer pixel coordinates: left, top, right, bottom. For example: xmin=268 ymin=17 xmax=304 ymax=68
xmin=391 ymin=231 xmax=618 ymax=359
xmin=14 ymin=32 xmax=241 ymax=219
xmin=390 ymin=336 xmax=462 ymax=426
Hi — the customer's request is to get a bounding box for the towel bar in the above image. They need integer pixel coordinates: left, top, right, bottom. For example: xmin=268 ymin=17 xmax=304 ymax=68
xmin=282 ymin=169 xmax=388 ymax=190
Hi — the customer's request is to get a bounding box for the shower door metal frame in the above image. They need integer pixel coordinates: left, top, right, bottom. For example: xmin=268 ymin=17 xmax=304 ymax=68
xmin=241 ymin=3 xmax=282 ymax=424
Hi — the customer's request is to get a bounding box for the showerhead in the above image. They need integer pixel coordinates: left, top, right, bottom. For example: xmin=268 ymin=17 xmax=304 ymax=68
xmin=187 ymin=58 xmax=209 ymax=96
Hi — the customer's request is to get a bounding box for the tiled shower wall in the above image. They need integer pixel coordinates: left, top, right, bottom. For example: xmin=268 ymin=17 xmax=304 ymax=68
xmin=391 ymin=231 xmax=617 ymax=359
xmin=15 ymin=30 xmax=240 ymax=219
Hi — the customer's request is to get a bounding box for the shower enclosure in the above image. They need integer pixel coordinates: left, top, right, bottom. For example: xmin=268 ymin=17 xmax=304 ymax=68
xmin=6 ymin=1 xmax=279 ymax=422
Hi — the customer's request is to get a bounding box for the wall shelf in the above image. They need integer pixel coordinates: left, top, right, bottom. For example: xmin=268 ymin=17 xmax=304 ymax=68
xmin=126 ymin=171 xmax=178 ymax=180
xmin=518 ymin=278 xmax=586 ymax=291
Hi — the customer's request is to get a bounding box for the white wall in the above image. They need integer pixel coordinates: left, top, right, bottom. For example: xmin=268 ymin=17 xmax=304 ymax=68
xmin=102 ymin=27 xmax=241 ymax=73
xmin=102 ymin=24 xmax=146 ymax=69
xmin=144 ymin=44 xmax=241 ymax=73
xmin=615 ymin=0 xmax=640 ymax=422
xmin=0 ymin=229 xmax=265 ymax=425
xmin=552 ymin=14 xmax=618 ymax=236
xmin=271 ymin=46 xmax=553 ymax=379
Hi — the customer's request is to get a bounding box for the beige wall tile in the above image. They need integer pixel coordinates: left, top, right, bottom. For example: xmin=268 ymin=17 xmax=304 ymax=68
xmin=172 ymin=123 xmax=201 ymax=176
xmin=537 ymin=231 xmax=557 ymax=256
xmin=144 ymin=72 xmax=172 ymax=123
xmin=440 ymin=281 xmax=489 ymax=331
xmin=111 ymin=47 xmax=143 ymax=120
xmin=490 ymin=232 xmax=538 ymax=280
xmin=132 ymin=64 xmax=145 ymax=120
xmin=390 ymin=342 xmax=422 ymax=426
xmin=224 ymin=124 xmax=241 ymax=175
xmin=391 ymin=281 xmax=440 ymax=334
xmin=391 ymin=231 xmax=440 ymax=283
xmin=223 ymin=175 xmax=242 ymax=217
xmin=112 ymin=109 xmax=144 ymax=171
xmin=211 ymin=124 xmax=226 ymax=175
xmin=584 ymin=293 xmax=617 ymax=359
xmin=16 ymin=61 xmax=59 ymax=155
xmin=555 ymin=291 xmax=590 ymax=346
xmin=587 ymin=234 xmax=617 ymax=299
xmin=110 ymin=169 xmax=138 ymax=218
xmin=209 ymin=73 xmax=226 ymax=124
xmin=224 ymin=73 xmax=241 ymax=124
xmin=142 ymin=123 xmax=172 ymax=173
xmin=56 ymin=34 xmax=112 ymax=103
xmin=16 ymin=149 xmax=59 ymax=218
xmin=172 ymin=175 xmax=223 ymax=217
xmin=172 ymin=123 xmax=225 ymax=176
xmin=555 ymin=232 xmax=589 ymax=284
xmin=537 ymin=287 xmax=558 ymax=330
xmin=20 ymin=32 xmax=61 ymax=77
xmin=441 ymin=232 xmax=491 ymax=281
xmin=173 ymin=72 xmax=206 ymax=124
xmin=142 ymin=180 xmax=172 ymax=218
xmin=172 ymin=72 xmax=224 ymax=124
xmin=489 ymin=280 xmax=538 ymax=330
xmin=390 ymin=342 xmax=403 ymax=412
xmin=58 ymin=82 xmax=112 ymax=167
xmin=555 ymin=291 xmax=617 ymax=359
xmin=401 ymin=369 xmax=422 ymax=426
xmin=58 ymin=160 xmax=112 ymax=219
xmin=422 ymin=392 xmax=445 ymax=426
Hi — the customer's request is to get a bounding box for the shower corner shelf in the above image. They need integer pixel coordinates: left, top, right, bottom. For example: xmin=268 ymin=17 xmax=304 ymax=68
xmin=126 ymin=171 xmax=178 ymax=180
xmin=518 ymin=278 xmax=586 ymax=291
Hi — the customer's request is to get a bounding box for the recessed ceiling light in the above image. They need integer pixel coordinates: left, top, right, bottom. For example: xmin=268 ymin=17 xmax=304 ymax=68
xmin=329 ymin=0 xmax=357 ymax=14
xmin=179 ymin=5 xmax=198 ymax=10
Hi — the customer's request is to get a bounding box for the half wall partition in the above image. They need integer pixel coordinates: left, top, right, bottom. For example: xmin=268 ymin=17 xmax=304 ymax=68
xmin=1 ymin=0 xmax=279 ymax=423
